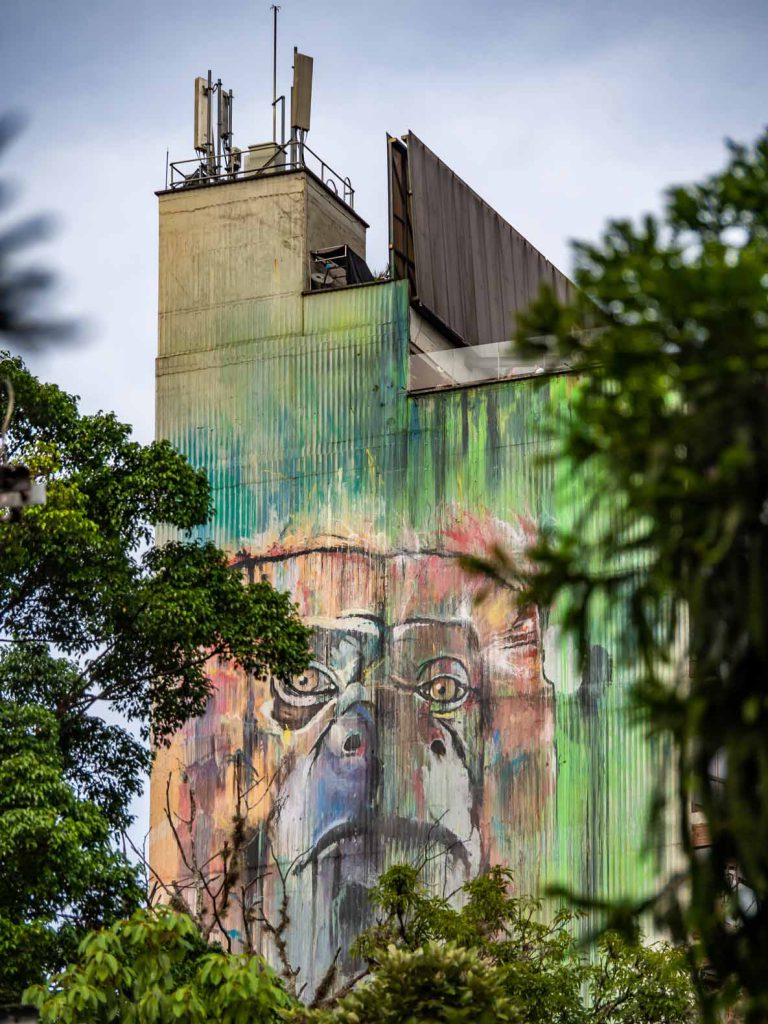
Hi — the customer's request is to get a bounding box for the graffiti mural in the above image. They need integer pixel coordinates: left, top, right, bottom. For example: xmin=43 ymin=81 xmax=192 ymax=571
xmin=155 ymin=516 xmax=555 ymax=995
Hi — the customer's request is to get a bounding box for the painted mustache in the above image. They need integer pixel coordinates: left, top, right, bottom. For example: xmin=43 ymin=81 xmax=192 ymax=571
xmin=293 ymin=815 xmax=473 ymax=874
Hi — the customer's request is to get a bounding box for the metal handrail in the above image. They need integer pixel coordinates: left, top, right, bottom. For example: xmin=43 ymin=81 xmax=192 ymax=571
xmin=166 ymin=140 xmax=355 ymax=209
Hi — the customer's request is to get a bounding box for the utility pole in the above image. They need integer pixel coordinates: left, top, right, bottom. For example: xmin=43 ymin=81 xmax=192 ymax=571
xmin=270 ymin=4 xmax=280 ymax=144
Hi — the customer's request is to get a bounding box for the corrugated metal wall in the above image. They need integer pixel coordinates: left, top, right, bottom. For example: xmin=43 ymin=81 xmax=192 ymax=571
xmin=152 ymin=189 xmax=677 ymax=1000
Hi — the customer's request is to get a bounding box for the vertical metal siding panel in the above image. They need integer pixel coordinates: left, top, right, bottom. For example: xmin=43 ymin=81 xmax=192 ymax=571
xmin=408 ymin=143 xmax=432 ymax=312
xmin=486 ymin=213 xmax=507 ymax=344
xmin=498 ymin=217 xmax=517 ymax=338
xmin=405 ymin=133 xmax=571 ymax=346
xmin=454 ymin=169 xmax=476 ymax=346
xmin=471 ymin=188 xmax=494 ymax=345
xmin=424 ymin=149 xmax=450 ymax=326
xmin=445 ymin=168 xmax=465 ymax=340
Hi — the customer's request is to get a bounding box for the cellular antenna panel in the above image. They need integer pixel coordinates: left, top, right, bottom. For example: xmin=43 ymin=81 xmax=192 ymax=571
xmin=291 ymin=52 xmax=313 ymax=132
xmin=194 ymin=76 xmax=210 ymax=151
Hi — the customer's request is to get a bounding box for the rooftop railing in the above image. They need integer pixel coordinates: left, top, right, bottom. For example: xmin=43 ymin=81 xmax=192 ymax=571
xmin=165 ymin=140 xmax=355 ymax=209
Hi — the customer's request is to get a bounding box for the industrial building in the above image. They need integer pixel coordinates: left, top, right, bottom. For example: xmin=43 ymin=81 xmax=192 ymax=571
xmin=149 ymin=54 xmax=674 ymax=998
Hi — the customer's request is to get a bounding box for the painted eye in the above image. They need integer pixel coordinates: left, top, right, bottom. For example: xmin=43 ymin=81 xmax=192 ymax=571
xmin=416 ymin=659 xmax=470 ymax=712
xmin=274 ymin=664 xmax=338 ymax=708
xmin=428 ymin=677 xmax=459 ymax=702
xmin=292 ymin=672 xmax=325 ymax=694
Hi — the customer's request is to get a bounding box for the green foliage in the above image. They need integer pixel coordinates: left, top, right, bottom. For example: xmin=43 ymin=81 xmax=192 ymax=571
xmin=471 ymin=130 xmax=768 ymax=1019
xmin=297 ymin=942 xmax=519 ymax=1024
xmin=26 ymin=907 xmax=297 ymax=1024
xmin=588 ymin=932 xmax=699 ymax=1024
xmin=26 ymin=869 xmax=697 ymax=1023
xmin=0 ymin=645 xmax=148 ymax=835
xmin=353 ymin=863 xmax=449 ymax=952
xmin=0 ymin=353 xmax=311 ymax=834
xmin=0 ymin=354 xmax=310 ymax=1000
xmin=347 ymin=865 xmax=697 ymax=1024
xmin=0 ymin=701 xmax=143 ymax=1002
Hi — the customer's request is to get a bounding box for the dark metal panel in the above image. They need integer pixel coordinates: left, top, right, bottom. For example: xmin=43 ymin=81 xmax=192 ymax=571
xmin=418 ymin=141 xmax=445 ymax=314
xmin=471 ymin=185 xmax=494 ymax=345
xmin=454 ymin=166 xmax=476 ymax=338
xmin=493 ymin=209 xmax=512 ymax=342
xmin=387 ymin=136 xmax=416 ymax=292
xmin=440 ymin=164 xmax=458 ymax=328
xmin=443 ymin=164 xmax=463 ymax=335
xmin=498 ymin=211 xmax=517 ymax=334
xmin=402 ymin=132 xmax=573 ymax=346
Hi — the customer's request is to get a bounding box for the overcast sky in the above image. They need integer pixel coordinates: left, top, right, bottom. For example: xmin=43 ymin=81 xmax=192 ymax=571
xmin=2 ymin=0 xmax=767 ymax=440
xmin=1 ymin=0 xmax=766 ymax=841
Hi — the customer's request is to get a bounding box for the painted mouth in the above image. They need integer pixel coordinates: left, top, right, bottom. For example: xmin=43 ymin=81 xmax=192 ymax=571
xmin=293 ymin=816 xmax=472 ymax=874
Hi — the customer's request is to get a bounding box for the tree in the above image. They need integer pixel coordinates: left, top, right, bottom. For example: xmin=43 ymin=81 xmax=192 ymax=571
xmin=298 ymin=942 xmax=519 ymax=1024
xmin=0 ymin=353 xmax=311 ymax=836
xmin=28 ymin=906 xmax=518 ymax=1024
xmin=344 ymin=865 xmax=697 ymax=1024
xmin=464 ymin=129 xmax=768 ymax=1019
xmin=25 ymin=906 xmax=296 ymax=1024
xmin=27 ymin=869 xmax=697 ymax=1023
xmin=0 ymin=702 xmax=142 ymax=1001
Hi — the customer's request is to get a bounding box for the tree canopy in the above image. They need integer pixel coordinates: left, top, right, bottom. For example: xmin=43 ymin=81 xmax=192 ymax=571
xmin=466 ymin=129 xmax=768 ymax=1020
xmin=0 ymin=353 xmax=311 ymax=835
xmin=26 ymin=906 xmax=294 ymax=1024
xmin=336 ymin=865 xmax=696 ymax=1024
xmin=0 ymin=701 xmax=142 ymax=1002
xmin=0 ymin=354 xmax=311 ymax=999
xmin=28 ymin=868 xmax=696 ymax=1024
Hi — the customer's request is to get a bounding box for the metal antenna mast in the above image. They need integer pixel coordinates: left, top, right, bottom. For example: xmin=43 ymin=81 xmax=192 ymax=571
xmin=270 ymin=4 xmax=281 ymax=143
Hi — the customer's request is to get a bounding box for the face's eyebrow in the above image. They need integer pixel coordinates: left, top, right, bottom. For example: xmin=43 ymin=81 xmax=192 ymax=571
xmin=306 ymin=614 xmax=385 ymax=636
xmin=416 ymin=655 xmax=470 ymax=673
xmin=398 ymin=616 xmax=466 ymax=626
xmin=392 ymin=618 xmax=480 ymax=647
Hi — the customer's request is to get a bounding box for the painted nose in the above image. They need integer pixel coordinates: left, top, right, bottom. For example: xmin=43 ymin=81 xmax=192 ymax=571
xmin=306 ymin=699 xmax=377 ymax=849
xmin=324 ymin=702 xmax=372 ymax=759
xmin=336 ymin=681 xmax=367 ymax=717
xmin=343 ymin=731 xmax=363 ymax=755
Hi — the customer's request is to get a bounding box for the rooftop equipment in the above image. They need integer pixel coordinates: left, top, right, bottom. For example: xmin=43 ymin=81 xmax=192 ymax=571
xmin=310 ymin=245 xmax=373 ymax=290
xmin=191 ymin=71 xmax=236 ymax=179
xmin=193 ymin=76 xmax=210 ymax=153
xmin=290 ymin=49 xmax=313 ymax=167
xmin=291 ymin=50 xmax=313 ymax=133
xmin=165 ymin=14 xmax=354 ymax=206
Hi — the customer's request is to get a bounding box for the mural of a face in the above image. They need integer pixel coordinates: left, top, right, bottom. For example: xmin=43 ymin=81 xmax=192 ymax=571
xmin=163 ymin=518 xmax=555 ymax=999
xmin=241 ymin=522 xmax=554 ymax=994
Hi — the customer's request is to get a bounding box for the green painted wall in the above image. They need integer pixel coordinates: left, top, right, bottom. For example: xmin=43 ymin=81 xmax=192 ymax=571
xmin=152 ymin=189 xmax=676 ymax=998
